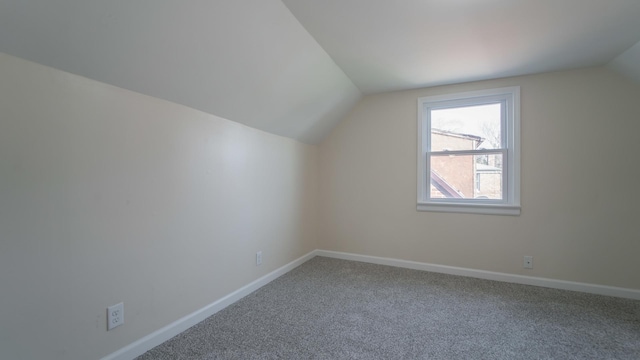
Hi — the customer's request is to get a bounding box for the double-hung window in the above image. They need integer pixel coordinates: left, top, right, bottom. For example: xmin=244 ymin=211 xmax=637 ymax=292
xmin=417 ymin=87 xmax=520 ymax=215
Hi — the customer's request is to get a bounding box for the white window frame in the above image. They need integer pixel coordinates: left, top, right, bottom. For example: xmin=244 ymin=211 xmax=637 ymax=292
xmin=417 ymin=86 xmax=520 ymax=216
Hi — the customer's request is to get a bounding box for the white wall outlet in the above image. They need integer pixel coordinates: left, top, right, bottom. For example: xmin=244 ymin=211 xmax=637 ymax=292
xmin=256 ymin=251 xmax=262 ymax=266
xmin=524 ymin=256 xmax=533 ymax=269
xmin=107 ymin=302 xmax=124 ymax=330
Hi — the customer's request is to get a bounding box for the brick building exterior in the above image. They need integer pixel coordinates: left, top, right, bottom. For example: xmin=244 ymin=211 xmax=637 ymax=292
xmin=430 ymin=130 xmax=501 ymax=199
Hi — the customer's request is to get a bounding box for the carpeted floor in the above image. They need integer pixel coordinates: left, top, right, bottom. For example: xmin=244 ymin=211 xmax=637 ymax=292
xmin=136 ymin=257 xmax=640 ymax=359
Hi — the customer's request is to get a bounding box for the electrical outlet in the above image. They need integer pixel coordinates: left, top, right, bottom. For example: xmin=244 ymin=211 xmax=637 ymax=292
xmin=107 ymin=302 xmax=124 ymax=330
xmin=524 ymin=256 xmax=533 ymax=269
xmin=256 ymin=251 xmax=262 ymax=266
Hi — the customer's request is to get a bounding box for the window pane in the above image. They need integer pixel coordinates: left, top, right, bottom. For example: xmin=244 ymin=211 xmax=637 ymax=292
xmin=430 ymin=154 xmax=503 ymax=200
xmin=431 ymin=103 xmax=501 ymax=150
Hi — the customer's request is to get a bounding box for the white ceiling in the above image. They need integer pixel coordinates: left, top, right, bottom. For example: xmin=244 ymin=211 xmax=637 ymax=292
xmin=282 ymin=0 xmax=640 ymax=94
xmin=1 ymin=1 xmax=639 ymax=144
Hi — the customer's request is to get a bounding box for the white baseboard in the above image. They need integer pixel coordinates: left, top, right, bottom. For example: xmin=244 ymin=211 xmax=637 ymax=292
xmin=315 ymin=250 xmax=640 ymax=300
xmin=101 ymin=250 xmax=317 ymax=360
xmin=103 ymin=248 xmax=640 ymax=360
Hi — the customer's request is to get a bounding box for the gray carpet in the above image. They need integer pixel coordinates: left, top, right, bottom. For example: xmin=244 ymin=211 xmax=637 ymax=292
xmin=136 ymin=257 xmax=640 ymax=359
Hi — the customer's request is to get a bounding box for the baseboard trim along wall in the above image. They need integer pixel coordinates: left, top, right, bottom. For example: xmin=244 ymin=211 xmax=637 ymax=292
xmin=315 ymin=250 xmax=640 ymax=301
xmin=103 ymin=249 xmax=640 ymax=360
xmin=101 ymin=251 xmax=316 ymax=360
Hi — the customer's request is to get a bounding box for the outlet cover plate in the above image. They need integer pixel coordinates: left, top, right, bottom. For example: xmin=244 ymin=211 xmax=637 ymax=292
xmin=107 ymin=302 xmax=124 ymax=330
xmin=524 ymin=256 xmax=533 ymax=269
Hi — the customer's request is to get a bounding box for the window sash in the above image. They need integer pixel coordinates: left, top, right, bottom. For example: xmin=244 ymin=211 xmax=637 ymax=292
xmin=417 ymin=86 xmax=520 ymax=215
xmin=428 ymin=149 xmax=504 ymax=157
xmin=426 ymin=99 xmax=507 ymax=151
xmin=426 ymin=150 xmax=508 ymax=203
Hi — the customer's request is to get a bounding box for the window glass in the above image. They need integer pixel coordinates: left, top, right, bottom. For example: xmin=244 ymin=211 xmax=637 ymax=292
xmin=430 ymin=154 xmax=503 ymax=200
xmin=431 ymin=103 xmax=502 ymax=150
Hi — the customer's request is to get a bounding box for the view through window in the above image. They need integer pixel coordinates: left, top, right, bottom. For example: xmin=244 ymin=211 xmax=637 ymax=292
xmin=430 ymin=103 xmax=503 ymax=200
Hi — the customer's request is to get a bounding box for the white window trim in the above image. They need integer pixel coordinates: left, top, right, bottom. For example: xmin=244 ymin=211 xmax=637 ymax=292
xmin=417 ymin=86 xmax=521 ymax=216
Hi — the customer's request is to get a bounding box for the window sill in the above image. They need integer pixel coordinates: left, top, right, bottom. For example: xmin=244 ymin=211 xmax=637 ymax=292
xmin=417 ymin=202 xmax=521 ymax=216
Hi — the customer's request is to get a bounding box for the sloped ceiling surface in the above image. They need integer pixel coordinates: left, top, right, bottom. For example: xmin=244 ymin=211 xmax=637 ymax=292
xmin=1 ymin=1 xmax=639 ymax=144
xmin=0 ymin=0 xmax=361 ymax=144
xmin=608 ymin=41 xmax=640 ymax=85
xmin=282 ymin=0 xmax=640 ymax=93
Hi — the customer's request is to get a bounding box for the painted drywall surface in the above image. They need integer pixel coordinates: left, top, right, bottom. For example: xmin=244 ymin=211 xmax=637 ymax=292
xmin=0 ymin=0 xmax=362 ymax=144
xmin=319 ymin=67 xmax=640 ymax=290
xmin=608 ymin=40 xmax=640 ymax=85
xmin=0 ymin=53 xmax=318 ymax=360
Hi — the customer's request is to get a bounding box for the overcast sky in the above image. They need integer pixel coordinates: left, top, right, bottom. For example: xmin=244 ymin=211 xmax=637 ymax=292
xmin=431 ymin=103 xmax=501 ymax=148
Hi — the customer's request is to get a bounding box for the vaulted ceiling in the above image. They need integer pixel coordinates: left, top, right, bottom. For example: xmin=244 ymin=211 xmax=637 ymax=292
xmin=1 ymin=1 xmax=639 ymax=144
xmin=283 ymin=0 xmax=640 ymax=94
